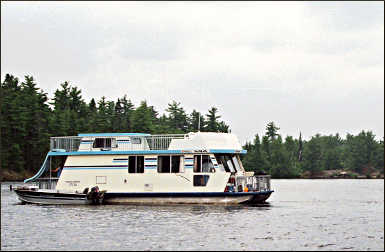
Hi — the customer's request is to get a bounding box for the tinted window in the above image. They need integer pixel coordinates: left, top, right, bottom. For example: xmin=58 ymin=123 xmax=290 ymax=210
xmin=158 ymin=156 xmax=181 ymax=173
xmin=93 ymin=138 xmax=117 ymax=148
xmin=128 ymin=156 xmax=144 ymax=173
xmin=193 ymin=175 xmax=210 ymax=186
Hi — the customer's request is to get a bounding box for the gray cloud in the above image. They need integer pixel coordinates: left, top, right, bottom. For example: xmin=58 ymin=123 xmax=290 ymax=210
xmin=1 ymin=2 xmax=383 ymax=143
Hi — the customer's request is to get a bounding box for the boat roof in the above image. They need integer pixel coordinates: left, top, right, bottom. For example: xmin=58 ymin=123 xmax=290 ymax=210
xmin=49 ymin=132 xmax=246 ymax=155
xmin=78 ymin=133 xmax=151 ymax=137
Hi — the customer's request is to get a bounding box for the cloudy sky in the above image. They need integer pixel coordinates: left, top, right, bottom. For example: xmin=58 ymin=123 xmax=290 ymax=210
xmin=2 ymin=1 xmax=384 ymax=144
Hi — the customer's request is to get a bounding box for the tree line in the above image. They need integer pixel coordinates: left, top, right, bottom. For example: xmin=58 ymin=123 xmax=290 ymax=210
xmin=0 ymin=74 xmax=229 ymax=176
xmin=241 ymin=122 xmax=384 ymax=178
xmin=0 ymin=74 xmax=383 ymax=179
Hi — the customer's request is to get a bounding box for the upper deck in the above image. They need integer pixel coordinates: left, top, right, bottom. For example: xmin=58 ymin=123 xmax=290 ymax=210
xmin=49 ymin=132 xmax=247 ymax=156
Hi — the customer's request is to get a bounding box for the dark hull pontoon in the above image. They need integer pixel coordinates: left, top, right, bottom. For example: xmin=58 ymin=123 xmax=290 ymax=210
xmin=15 ymin=188 xmax=273 ymax=205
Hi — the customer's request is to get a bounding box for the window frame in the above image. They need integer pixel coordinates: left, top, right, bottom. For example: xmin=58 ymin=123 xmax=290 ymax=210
xmin=157 ymin=155 xmax=183 ymax=173
xmin=128 ymin=155 xmax=144 ymax=173
xmin=92 ymin=138 xmax=117 ymax=149
xmin=193 ymin=154 xmax=214 ymax=173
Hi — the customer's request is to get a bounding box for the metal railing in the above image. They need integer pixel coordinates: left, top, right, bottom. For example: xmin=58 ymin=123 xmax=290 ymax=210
xmin=49 ymin=134 xmax=187 ymax=152
xmin=31 ymin=178 xmax=59 ymax=190
xmin=145 ymin=134 xmax=186 ymax=150
xmin=50 ymin=136 xmax=82 ymax=152
xmin=235 ymin=175 xmax=271 ymax=192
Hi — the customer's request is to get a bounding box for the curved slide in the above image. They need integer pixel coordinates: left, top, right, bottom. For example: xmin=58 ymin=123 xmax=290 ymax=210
xmin=24 ymin=154 xmax=50 ymax=183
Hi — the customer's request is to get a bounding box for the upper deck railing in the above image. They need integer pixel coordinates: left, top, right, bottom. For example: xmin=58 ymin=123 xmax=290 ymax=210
xmin=49 ymin=134 xmax=187 ymax=152
xmin=50 ymin=136 xmax=82 ymax=152
xmin=145 ymin=134 xmax=185 ymax=150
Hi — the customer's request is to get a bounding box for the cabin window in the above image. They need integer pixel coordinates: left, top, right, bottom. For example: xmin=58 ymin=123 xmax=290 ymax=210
xmin=93 ymin=138 xmax=117 ymax=148
xmin=194 ymin=155 xmax=214 ymax=173
xmin=131 ymin=137 xmax=142 ymax=144
xmin=193 ymin=175 xmax=210 ymax=186
xmin=128 ymin=156 xmax=144 ymax=173
xmin=214 ymin=154 xmax=238 ymax=173
xmin=158 ymin=155 xmax=182 ymax=173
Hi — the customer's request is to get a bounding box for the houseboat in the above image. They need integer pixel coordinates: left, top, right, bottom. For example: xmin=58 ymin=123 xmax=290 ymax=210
xmin=14 ymin=132 xmax=273 ymax=205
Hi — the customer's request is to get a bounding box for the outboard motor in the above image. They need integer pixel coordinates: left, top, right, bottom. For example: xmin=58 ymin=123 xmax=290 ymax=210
xmin=87 ymin=186 xmax=101 ymax=205
xmin=82 ymin=187 xmax=89 ymax=194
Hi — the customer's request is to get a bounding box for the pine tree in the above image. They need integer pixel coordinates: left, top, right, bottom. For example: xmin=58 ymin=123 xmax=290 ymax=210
xmin=131 ymin=101 xmax=154 ymax=133
xmin=166 ymin=101 xmax=188 ymax=133
xmin=205 ymin=107 xmax=220 ymax=132
xmin=188 ymin=110 xmax=205 ymax=132
xmin=265 ymin=121 xmax=280 ymax=140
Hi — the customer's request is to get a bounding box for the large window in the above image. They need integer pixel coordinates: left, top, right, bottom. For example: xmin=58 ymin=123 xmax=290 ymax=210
xmin=214 ymin=154 xmax=241 ymax=173
xmin=158 ymin=156 xmax=182 ymax=173
xmin=93 ymin=138 xmax=117 ymax=148
xmin=194 ymin=155 xmax=214 ymax=173
xmin=128 ymin=156 xmax=144 ymax=173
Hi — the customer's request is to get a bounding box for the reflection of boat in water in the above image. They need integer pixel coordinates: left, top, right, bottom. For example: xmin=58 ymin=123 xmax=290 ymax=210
xmin=14 ymin=132 xmax=273 ymax=205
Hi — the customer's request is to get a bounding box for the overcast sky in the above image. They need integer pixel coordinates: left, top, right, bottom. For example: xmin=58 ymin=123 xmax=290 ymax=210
xmin=2 ymin=1 xmax=384 ymax=144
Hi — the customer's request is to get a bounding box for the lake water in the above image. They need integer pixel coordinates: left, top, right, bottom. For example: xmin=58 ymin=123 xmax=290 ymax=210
xmin=1 ymin=179 xmax=384 ymax=251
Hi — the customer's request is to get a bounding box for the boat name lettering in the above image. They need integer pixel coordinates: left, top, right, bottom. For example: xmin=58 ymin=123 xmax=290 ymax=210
xmin=65 ymin=181 xmax=80 ymax=186
xmin=193 ymin=149 xmax=208 ymax=153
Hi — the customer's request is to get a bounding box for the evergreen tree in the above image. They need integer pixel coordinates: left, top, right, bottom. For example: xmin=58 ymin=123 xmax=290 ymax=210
xmin=131 ymin=101 xmax=154 ymax=133
xmin=166 ymin=101 xmax=188 ymax=133
xmin=205 ymin=107 xmax=221 ymax=132
xmin=303 ymin=134 xmax=323 ymax=176
xmin=188 ymin=110 xmax=205 ymax=132
xmin=120 ymin=95 xmax=135 ymax=132
xmin=298 ymin=132 xmax=303 ymax=162
xmin=265 ymin=121 xmax=280 ymax=140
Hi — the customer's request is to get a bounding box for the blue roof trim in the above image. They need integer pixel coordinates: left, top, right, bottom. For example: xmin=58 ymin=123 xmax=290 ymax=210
xmin=209 ymin=149 xmax=247 ymax=154
xmin=48 ymin=150 xmax=184 ymax=156
xmin=48 ymin=149 xmax=247 ymax=156
xmin=78 ymin=133 xmax=151 ymax=137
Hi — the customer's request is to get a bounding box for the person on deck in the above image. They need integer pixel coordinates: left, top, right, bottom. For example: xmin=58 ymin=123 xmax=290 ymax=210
xmin=52 ymin=166 xmax=63 ymax=177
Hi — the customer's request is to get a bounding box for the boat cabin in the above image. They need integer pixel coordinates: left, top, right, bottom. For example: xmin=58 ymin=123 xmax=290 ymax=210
xmin=26 ymin=132 xmax=271 ymax=196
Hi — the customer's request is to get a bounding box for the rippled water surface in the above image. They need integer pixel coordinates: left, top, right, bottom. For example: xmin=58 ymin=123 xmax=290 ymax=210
xmin=1 ymin=179 xmax=384 ymax=251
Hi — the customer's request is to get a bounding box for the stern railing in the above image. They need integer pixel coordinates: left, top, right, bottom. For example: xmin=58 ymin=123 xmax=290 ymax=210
xmin=32 ymin=178 xmax=59 ymax=190
xmin=235 ymin=175 xmax=271 ymax=192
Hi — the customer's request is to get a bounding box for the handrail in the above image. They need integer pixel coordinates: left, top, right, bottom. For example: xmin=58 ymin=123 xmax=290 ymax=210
xmin=235 ymin=174 xmax=271 ymax=192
